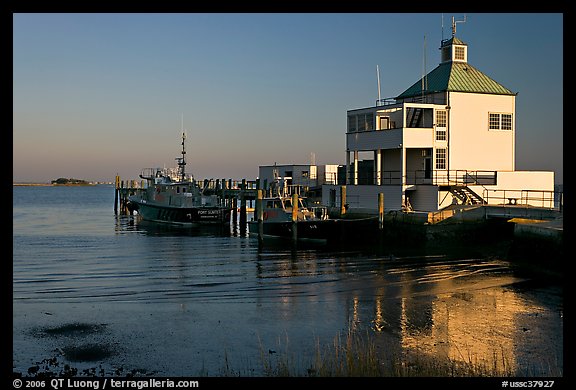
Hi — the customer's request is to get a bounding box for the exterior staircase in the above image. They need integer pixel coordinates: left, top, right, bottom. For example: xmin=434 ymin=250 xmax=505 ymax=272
xmin=446 ymin=185 xmax=485 ymax=205
xmin=407 ymin=107 xmax=423 ymax=127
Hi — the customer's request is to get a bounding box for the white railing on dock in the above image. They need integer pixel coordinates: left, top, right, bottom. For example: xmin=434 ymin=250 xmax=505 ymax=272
xmin=482 ymin=189 xmax=559 ymax=209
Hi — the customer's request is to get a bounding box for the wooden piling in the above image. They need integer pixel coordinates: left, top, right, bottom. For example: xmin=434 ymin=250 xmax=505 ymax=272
xmin=292 ymin=192 xmax=298 ymax=242
xmin=114 ymin=175 xmax=120 ymax=215
xmin=378 ymin=193 xmax=385 ymax=230
xmin=232 ymin=197 xmax=238 ymax=224
xmin=340 ymin=185 xmax=347 ymax=217
xmin=239 ymin=178 xmax=247 ymax=227
xmin=120 ymin=180 xmax=125 ymax=215
xmin=256 ymin=189 xmax=264 ymax=244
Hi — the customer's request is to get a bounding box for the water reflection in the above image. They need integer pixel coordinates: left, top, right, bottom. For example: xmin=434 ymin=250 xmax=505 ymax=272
xmin=110 ymin=214 xmax=562 ymax=376
xmin=115 ymin=214 xmax=238 ymax=237
xmin=250 ymin=250 xmax=561 ymax=376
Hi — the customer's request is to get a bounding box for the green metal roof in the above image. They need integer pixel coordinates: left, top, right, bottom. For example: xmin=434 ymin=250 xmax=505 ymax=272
xmin=396 ymin=61 xmax=516 ymax=99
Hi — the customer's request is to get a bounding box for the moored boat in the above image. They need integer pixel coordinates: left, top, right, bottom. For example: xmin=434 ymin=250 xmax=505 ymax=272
xmin=128 ymin=130 xmax=231 ymax=227
xmin=248 ymin=192 xmax=336 ymax=242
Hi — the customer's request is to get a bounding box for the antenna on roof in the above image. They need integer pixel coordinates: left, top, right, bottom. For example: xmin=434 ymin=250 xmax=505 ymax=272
xmin=441 ymin=13 xmax=444 ymax=41
xmin=422 ymin=35 xmax=428 ymax=102
xmin=376 ymin=65 xmax=381 ymax=105
xmin=452 ymin=14 xmax=467 ymax=37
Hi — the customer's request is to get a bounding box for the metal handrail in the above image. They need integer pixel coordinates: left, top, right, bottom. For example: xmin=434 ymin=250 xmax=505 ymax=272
xmin=481 ymin=189 xmax=559 ymax=210
xmin=347 ymin=170 xmax=497 ymax=186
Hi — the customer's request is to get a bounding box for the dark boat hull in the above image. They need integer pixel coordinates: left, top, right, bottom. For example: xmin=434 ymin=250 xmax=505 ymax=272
xmin=248 ymin=217 xmax=379 ymax=243
xmin=248 ymin=219 xmax=336 ymax=242
xmin=134 ymin=201 xmax=231 ymax=226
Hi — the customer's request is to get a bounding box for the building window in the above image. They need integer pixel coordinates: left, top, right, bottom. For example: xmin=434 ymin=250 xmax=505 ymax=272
xmin=347 ymin=115 xmax=357 ymax=132
xmin=501 ymin=114 xmax=512 ymax=130
xmin=436 ymin=128 xmax=446 ymax=141
xmin=435 ymin=148 xmax=447 ymax=169
xmin=379 ymin=116 xmax=389 ymax=130
xmin=454 ymin=46 xmax=465 ymax=61
xmin=351 ymin=112 xmax=375 ymax=132
xmin=489 ymin=113 xmax=500 ymax=129
xmin=358 ymin=114 xmax=366 ymax=132
xmin=436 ymin=110 xmax=447 ymax=127
xmin=365 ymin=113 xmax=374 ymax=131
xmin=489 ymin=112 xmax=513 ymax=130
xmin=435 ymin=110 xmax=447 ymax=140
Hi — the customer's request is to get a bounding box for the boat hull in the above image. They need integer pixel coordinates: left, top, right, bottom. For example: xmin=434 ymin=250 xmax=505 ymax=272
xmin=248 ymin=217 xmax=379 ymax=243
xmin=133 ymin=201 xmax=231 ymax=226
xmin=248 ymin=219 xmax=336 ymax=242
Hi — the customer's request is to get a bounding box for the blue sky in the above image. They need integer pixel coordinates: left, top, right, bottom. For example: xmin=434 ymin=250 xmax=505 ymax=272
xmin=13 ymin=13 xmax=563 ymax=184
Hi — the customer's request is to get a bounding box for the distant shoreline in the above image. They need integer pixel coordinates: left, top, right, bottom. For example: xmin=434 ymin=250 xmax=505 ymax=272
xmin=13 ymin=183 xmax=100 ymax=187
xmin=13 ymin=183 xmax=53 ymax=186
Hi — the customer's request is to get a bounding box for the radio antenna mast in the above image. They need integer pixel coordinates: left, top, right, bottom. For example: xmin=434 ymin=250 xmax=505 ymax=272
xmin=421 ymin=35 xmax=428 ymax=102
xmin=376 ymin=64 xmax=381 ymax=105
xmin=177 ymin=114 xmax=187 ymax=182
xmin=452 ymin=14 xmax=467 ymax=37
xmin=441 ymin=13 xmax=445 ymax=41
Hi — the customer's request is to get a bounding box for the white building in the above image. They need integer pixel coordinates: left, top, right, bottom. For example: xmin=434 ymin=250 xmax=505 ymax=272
xmin=259 ymin=163 xmax=339 ymax=189
xmin=323 ymin=31 xmax=554 ymax=212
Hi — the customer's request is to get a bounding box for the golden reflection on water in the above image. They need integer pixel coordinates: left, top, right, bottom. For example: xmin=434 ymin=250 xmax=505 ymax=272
xmin=252 ymin=250 xmax=559 ymax=375
xmin=394 ymin=283 xmax=550 ymax=375
xmin=400 ymin=289 xmax=508 ymax=373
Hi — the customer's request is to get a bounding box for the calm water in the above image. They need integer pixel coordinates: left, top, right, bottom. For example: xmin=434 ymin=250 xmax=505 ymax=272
xmin=13 ymin=185 xmax=563 ymax=377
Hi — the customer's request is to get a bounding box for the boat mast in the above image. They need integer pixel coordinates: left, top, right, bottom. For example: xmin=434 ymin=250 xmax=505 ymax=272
xmin=177 ymin=115 xmax=187 ymax=182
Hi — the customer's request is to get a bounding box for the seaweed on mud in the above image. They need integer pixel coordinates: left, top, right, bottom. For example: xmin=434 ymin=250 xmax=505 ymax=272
xmin=36 ymin=322 xmax=107 ymax=338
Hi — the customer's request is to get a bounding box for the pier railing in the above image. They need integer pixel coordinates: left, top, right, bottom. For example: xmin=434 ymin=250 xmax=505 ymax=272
xmin=425 ymin=170 xmax=497 ymax=186
xmin=482 ymin=189 xmax=561 ymax=210
xmin=346 ymin=170 xmax=497 ymax=186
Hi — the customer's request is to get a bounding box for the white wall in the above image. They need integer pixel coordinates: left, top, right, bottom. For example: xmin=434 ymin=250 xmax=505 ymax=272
xmin=448 ymin=92 xmax=516 ymax=172
xmin=480 ymin=171 xmax=555 ymax=207
xmin=259 ymin=165 xmax=316 ymax=187
xmin=404 ymin=128 xmax=434 ymax=147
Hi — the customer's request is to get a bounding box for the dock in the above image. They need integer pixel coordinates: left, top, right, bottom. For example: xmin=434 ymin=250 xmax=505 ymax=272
xmin=114 ymin=175 xmax=281 ymax=222
xmin=114 ymin=176 xmax=562 ymax=261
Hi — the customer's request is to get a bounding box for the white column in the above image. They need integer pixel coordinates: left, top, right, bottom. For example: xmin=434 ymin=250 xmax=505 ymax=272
xmin=401 ymin=146 xmax=406 ymax=187
xmin=400 ymin=146 xmax=407 ymax=209
xmin=345 ymin=151 xmax=350 ymax=185
xmin=375 ymin=149 xmax=382 ymax=185
xmin=353 ymin=151 xmax=359 ymax=185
